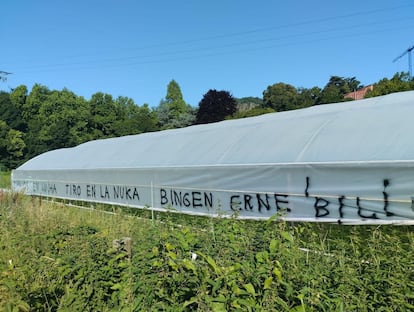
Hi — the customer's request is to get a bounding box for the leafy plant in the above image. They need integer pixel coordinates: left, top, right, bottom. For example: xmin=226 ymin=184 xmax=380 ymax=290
xmin=1 ymin=192 xmax=413 ymax=311
xmin=0 ymin=170 xmax=11 ymax=189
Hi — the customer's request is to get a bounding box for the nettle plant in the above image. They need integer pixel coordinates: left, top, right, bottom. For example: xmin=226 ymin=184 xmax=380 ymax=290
xmin=1 ymin=192 xmax=414 ymax=311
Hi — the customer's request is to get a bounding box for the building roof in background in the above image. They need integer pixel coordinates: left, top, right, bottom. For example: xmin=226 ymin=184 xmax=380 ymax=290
xmin=344 ymin=85 xmax=374 ymax=100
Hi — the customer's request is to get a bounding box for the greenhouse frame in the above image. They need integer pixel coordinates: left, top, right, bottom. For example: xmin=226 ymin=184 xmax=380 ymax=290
xmin=12 ymin=91 xmax=414 ymax=224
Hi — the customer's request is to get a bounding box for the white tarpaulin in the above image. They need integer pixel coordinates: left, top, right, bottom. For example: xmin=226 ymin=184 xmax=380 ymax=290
xmin=12 ymin=91 xmax=414 ymax=224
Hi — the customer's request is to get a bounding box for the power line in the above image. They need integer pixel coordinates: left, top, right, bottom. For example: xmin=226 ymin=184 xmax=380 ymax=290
xmin=9 ymin=21 xmax=412 ymax=74
xmin=0 ymin=71 xmax=12 ymax=82
xmin=393 ymin=45 xmax=414 ymax=79
xmin=4 ymin=4 xmax=414 ymax=72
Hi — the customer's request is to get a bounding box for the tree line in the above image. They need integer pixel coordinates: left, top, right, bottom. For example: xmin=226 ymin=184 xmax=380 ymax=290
xmin=0 ymin=72 xmax=413 ymax=170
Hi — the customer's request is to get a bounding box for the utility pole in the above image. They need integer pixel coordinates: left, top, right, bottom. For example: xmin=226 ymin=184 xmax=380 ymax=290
xmin=393 ymin=46 xmax=414 ymax=80
xmin=0 ymin=71 xmax=12 ymax=82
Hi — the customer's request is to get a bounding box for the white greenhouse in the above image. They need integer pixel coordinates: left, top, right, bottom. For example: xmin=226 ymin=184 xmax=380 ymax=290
xmin=12 ymin=91 xmax=414 ymax=224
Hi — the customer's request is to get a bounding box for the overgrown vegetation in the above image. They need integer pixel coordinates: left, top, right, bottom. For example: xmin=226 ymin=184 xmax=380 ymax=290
xmin=0 ymin=170 xmax=10 ymax=189
xmin=1 ymin=192 xmax=413 ymax=311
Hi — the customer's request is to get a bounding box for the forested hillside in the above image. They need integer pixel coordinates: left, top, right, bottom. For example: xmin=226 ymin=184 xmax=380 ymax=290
xmin=1 ymin=72 xmax=413 ymax=170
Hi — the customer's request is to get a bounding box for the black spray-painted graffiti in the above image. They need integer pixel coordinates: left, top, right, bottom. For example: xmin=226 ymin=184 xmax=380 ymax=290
xmin=32 ymin=181 xmax=57 ymax=195
xmin=160 ymin=188 xmax=213 ymax=209
xmin=230 ymin=193 xmax=291 ymax=213
xmin=26 ymin=176 xmax=397 ymax=221
xmin=304 ymin=177 xmax=391 ymax=220
xmin=161 ymin=177 xmax=395 ymax=220
xmin=65 ymin=183 xmax=140 ymax=201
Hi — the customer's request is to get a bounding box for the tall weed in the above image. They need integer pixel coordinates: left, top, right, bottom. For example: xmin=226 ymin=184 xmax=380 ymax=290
xmin=0 ymin=193 xmax=413 ymax=311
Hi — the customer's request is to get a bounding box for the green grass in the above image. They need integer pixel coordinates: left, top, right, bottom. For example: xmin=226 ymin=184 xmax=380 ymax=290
xmin=0 ymin=171 xmax=11 ymax=189
xmin=1 ymin=193 xmax=413 ymax=311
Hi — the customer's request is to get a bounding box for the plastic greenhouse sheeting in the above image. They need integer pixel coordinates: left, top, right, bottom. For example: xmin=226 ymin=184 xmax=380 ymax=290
xmin=11 ymin=91 xmax=414 ymax=224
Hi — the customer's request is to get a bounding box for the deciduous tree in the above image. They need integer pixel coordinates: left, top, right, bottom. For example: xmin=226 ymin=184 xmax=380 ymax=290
xmin=9 ymin=85 xmax=28 ymax=131
xmin=196 ymin=89 xmax=236 ymax=124
xmin=6 ymin=128 xmax=25 ymax=168
xmin=365 ymin=72 xmax=414 ymax=98
xmin=319 ymin=76 xmax=362 ymax=104
xmin=23 ymin=84 xmax=52 ymax=158
xmin=0 ymin=120 xmax=25 ymax=169
xmin=263 ymin=82 xmax=298 ymax=112
xmin=113 ymin=98 xmax=159 ymax=135
xmin=38 ymin=88 xmax=89 ymax=150
xmin=297 ymin=87 xmax=321 ymax=108
xmin=89 ymin=92 xmax=118 ymax=139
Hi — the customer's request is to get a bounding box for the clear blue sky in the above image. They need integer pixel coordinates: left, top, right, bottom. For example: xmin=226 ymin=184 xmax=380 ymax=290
xmin=2 ymin=0 xmax=414 ymax=107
